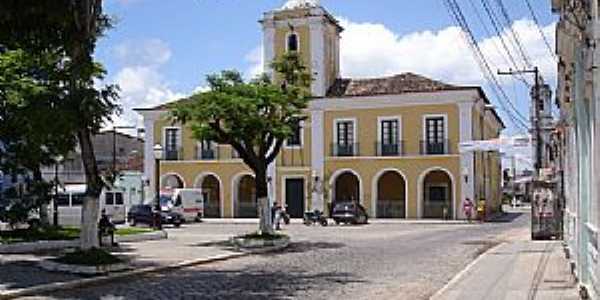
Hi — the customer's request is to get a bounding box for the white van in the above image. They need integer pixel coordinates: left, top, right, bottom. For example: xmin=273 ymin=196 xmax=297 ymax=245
xmin=56 ymin=184 xmax=126 ymax=226
xmin=161 ymin=188 xmax=203 ymax=222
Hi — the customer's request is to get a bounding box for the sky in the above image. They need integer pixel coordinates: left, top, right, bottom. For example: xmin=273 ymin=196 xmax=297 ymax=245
xmin=99 ymin=0 xmax=558 ymax=171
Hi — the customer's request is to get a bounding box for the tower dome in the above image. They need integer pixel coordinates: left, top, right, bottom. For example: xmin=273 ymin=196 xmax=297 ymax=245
xmin=281 ymin=0 xmax=320 ymax=10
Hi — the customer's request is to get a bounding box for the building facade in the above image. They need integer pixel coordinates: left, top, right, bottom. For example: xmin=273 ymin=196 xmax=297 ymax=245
xmin=553 ymin=0 xmax=600 ymax=297
xmin=137 ymin=0 xmax=504 ymax=220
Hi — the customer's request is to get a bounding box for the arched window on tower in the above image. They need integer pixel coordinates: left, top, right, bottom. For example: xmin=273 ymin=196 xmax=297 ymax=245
xmin=287 ymin=33 xmax=299 ymax=52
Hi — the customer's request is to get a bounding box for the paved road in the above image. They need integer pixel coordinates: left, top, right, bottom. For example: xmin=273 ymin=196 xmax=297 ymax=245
xmin=27 ymin=211 xmax=529 ymax=300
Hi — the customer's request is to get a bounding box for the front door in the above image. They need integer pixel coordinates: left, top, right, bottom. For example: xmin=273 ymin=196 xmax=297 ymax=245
xmin=285 ymin=178 xmax=304 ymax=218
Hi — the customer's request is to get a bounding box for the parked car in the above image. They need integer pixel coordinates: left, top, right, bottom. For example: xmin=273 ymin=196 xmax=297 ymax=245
xmin=127 ymin=204 xmax=182 ymax=227
xmin=332 ymin=202 xmax=368 ymax=225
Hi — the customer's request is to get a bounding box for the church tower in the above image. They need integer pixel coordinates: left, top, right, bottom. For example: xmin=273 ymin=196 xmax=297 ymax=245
xmin=260 ymin=0 xmax=343 ymax=97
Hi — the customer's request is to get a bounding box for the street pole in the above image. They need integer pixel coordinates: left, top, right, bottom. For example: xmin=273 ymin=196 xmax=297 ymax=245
xmin=498 ymin=67 xmax=543 ymax=175
xmin=512 ymin=155 xmax=517 ymax=207
xmin=53 ymin=163 xmax=58 ymax=227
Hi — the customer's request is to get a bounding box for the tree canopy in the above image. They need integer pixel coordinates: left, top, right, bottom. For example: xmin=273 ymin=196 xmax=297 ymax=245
xmin=171 ymin=52 xmax=312 ymax=233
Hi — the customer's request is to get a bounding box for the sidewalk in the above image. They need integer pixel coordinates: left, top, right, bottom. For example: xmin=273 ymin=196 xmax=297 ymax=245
xmin=432 ymin=227 xmax=580 ymax=300
xmin=0 ymin=227 xmax=247 ymax=298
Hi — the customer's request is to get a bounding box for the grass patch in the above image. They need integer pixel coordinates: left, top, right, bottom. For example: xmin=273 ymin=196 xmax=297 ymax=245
xmin=236 ymin=232 xmax=288 ymax=241
xmin=114 ymin=227 xmax=154 ymax=236
xmin=54 ymin=248 xmax=123 ymax=266
xmin=0 ymin=226 xmax=79 ymax=244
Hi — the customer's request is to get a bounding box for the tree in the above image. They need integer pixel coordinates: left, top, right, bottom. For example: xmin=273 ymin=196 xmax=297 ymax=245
xmin=172 ymin=53 xmax=311 ymax=234
xmin=0 ymin=0 xmax=118 ymax=249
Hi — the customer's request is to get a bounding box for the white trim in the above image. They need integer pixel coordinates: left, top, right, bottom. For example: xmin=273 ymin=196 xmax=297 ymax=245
xmin=376 ymin=115 xmax=403 ymax=155
xmin=193 ymin=172 xmax=224 ymax=218
xmin=328 ymin=168 xmax=364 ymax=205
xmin=326 ymin=155 xmax=460 ymax=161
xmin=422 ymin=114 xmax=449 ymax=153
xmin=162 ymin=126 xmax=182 ymax=155
xmin=310 ymin=90 xmax=479 ymax=111
xmin=284 ymin=120 xmax=305 ymax=149
xmin=160 ymin=159 xmax=244 ymax=164
xmin=285 ymin=31 xmax=300 ymax=53
xmin=332 ymin=117 xmax=358 ymax=156
xmin=159 ymin=172 xmax=186 ymax=189
xmin=371 ymin=168 xmax=408 ymax=218
xmin=417 ymin=167 xmax=456 ymax=219
xmin=311 ymin=110 xmax=325 ymax=212
xmin=231 ymin=172 xmax=255 ymax=218
xmin=281 ymin=175 xmax=308 ymax=214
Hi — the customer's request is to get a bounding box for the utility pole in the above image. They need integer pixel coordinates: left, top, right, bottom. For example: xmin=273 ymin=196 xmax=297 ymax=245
xmin=498 ymin=67 xmax=543 ymax=175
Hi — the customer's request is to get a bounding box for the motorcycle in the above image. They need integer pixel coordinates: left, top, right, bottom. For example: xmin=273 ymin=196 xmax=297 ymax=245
xmin=303 ymin=210 xmax=328 ymax=226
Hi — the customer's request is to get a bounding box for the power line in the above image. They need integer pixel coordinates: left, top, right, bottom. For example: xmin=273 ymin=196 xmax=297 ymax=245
xmin=478 ymin=0 xmax=531 ymax=86
xmin=492 ymin=0 xmax=533 ymax=68
xmin=444 ymin=0 xmax=530 ymax=131
xmin=524 ymin=0 xmax=558 ymax=61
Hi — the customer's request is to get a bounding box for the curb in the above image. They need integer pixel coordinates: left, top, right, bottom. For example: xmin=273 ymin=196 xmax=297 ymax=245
xmin=430 ymin=241 xmax=505 ymax=300
xmin=0 ymin=251 xmax=247 ymax=299
xmin=0 ymin=238 xmax=289 ymax=299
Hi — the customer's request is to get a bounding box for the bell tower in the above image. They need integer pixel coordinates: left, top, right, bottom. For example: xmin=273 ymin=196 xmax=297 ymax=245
xmin=260 ymin=0 xmax=343 ymax=97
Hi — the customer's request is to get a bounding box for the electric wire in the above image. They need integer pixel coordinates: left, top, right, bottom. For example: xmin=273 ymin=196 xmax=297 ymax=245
xmin=444 ymin=0 xmax=529 ymax=132
xmin=524 ymin=0 xmax=558 ymax=61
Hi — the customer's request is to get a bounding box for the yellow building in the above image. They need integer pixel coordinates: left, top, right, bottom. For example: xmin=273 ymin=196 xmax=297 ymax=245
xmin=135 ymin=0 xmax=504 ymax=220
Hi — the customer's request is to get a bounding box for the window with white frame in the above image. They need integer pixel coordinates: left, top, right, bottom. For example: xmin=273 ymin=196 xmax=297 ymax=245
xmin=198 ymin=140 xmax=216 ymax=160
xmin=164 ymin=127 xmax=181 ymax=160
xmin=378 ymin=117 xmax=401 ymax=156
xmin=286 ymin=121 xmax=302 ymax=147
xmin=334 ymin=119 xmax=356 ymax=156
xmin=287 ymin=33 xmax=299 ymax=52
xmin=423 ymin=116 xmax=446 ymax=155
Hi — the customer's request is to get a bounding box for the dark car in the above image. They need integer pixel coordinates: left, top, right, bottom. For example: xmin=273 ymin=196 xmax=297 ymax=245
xmin=332 ymin=202 xmax=368 ymax=225
xmin=127 ymin=204 xmax=182 ymax=227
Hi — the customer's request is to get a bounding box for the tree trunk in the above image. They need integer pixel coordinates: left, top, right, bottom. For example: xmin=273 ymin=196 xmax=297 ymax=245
xmin=255 ymin=168 xmax=273 ymax=235
xmin=33 ymin=167 xmax=49 ymax=226
xmin=78 ymin=129 xmax=102 ymax=250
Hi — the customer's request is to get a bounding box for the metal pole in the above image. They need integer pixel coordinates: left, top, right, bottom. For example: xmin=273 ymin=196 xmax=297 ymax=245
xmin=154 ymin=158 xmax=161 ymax=229
xmin=53 ymin=163 xmax=58 ymax=227
xmin=512 ymin=155 xmax=517 ymax=208
xmin=534 ymin=67 xmax=543 ymax=174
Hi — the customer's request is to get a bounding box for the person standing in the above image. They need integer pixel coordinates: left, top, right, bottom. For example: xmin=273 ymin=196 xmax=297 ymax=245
xmin=462 ymin=198 xmax=474 ymax=223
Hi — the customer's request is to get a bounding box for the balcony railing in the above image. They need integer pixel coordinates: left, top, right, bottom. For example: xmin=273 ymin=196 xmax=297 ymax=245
xmin=376 ymin=200 xmax=406 ymax=218
xmin=420 ymin=140 xmax=451 ymax=155
xmin=375 ymin=141 xmax=405 ymax=157
xmin=331 ymin=143 xmax=359 ymax=157
xmin=164 ymin=148 xmax=183 ymax=161
xmin=196 ymin=146 xmax=218 ymax=160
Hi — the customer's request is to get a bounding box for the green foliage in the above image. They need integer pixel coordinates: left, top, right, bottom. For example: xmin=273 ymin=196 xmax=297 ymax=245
xmin=55 ymin=248 xmax=123 ymax=266
xmin=0 ymin=226 xmax=79 ymax=244
xmin=171 ymin=52 xmax=312 ymax=171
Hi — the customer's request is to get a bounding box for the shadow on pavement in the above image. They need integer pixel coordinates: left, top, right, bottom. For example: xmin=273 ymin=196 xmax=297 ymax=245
xmin=487 ymin=212 xmax=523 ymax=223
xmin=48 ymin=267 xmax=366 ymax=299
xmin=0 ymin=259 xmax=82 ymax=290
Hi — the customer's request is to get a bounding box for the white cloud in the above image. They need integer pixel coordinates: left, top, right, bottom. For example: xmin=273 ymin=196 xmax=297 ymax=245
xmin=112 ymin=38 xmax=172 ymax=67
xmin=108 ymin=39 xmax=185 ymax=129
xmin=244 ymin=46 xmax=264 ymax=80
xmin=338 ymin=18 xmax=556 ymax=86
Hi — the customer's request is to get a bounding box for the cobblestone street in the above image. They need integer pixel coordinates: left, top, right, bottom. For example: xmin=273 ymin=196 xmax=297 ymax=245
xmin=18 ymin=211 xmax=529 ymax=300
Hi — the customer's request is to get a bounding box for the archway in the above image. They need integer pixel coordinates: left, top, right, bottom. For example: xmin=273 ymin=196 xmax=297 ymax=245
xmin=421 ymin=169 xmax=453 ymax=219
xmin=196 ymin=174 xmax=221 ymax=218
xmin=235 ymin=174 xmax=256 ymax=218
xmin=160 ymin=173 xmax=184 ymax=193
xmin=376 ymin=170 xmax=406 ymax=218
xmin=333 ymin=171 xmax=360 ymax=205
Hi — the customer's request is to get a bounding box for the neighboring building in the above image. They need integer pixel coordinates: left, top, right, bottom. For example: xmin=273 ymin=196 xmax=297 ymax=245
xmin=136 ymin=0 xmax=505 ymax=220
xmin=553 ymin=0 xmax=600 ymax=298
xmin=41 ymin=130 xmax=144 ymax=184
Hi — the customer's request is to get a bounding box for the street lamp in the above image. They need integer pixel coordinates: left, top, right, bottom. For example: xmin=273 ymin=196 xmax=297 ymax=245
xmin=53 ymin=155 xmax=64 ymax=227
xmin=153 ymin=144 xmax=163 ymax=214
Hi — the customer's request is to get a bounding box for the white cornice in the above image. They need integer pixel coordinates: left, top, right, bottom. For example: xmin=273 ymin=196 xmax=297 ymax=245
xmin=309 ymin=90 xmax=479 ymax=111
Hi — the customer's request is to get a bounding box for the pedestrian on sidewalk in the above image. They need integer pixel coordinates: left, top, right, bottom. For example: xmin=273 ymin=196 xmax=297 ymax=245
xmin=272 ymin=201 xmax=282 ymax=231
xmin=462 ymin=198 xmax=474 ymax=223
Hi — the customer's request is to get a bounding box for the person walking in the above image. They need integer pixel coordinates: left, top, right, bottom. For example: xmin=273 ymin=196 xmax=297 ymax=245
xmin=272 ymin=201 xmax=282 ymax=231
xmin=462 ymin=198 xmax=474 ymax=223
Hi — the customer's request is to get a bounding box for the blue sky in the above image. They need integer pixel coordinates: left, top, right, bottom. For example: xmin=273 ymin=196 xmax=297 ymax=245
xmin=100 ymin=0 xmax=557 ymax=170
